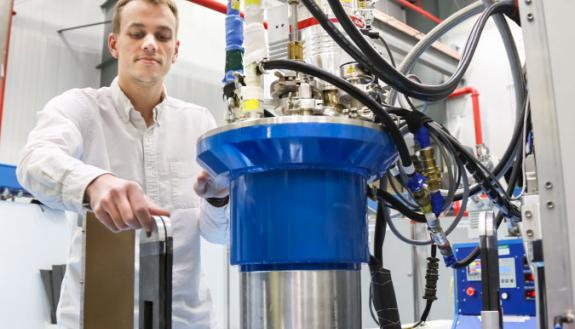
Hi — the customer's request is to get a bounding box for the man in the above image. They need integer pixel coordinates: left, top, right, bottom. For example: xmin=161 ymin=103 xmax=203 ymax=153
xmin=17 ymin=0 xmax=228 ymax=328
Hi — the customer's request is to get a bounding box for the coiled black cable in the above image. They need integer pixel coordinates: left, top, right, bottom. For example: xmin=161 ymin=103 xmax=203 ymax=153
xmin=303 ymin=0 xmax=515 ymax=100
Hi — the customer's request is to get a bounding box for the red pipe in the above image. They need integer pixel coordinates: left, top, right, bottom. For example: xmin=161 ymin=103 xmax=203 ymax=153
xmin=186 ymin=0 xmax=268 ymax=29
xmin=392 ymin=0 xmax=442 ymax=24
xmin=188 ymin=0 xmax=228 ymax=15
xmin=0 ymin=0 xmax=14 ymax=137
xmin=448 ymin=87 xmax=483 ymax=145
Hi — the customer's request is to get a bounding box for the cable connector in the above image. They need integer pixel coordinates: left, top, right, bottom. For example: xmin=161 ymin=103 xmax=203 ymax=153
xmin=429 ymin=231 xmax=456 ymax=267
xmin=423 ymin=255 xmax=439 ymax=302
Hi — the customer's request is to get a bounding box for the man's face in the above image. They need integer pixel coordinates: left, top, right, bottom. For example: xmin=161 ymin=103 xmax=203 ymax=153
xmin=108 ymin=1 xmax=179 ymax=86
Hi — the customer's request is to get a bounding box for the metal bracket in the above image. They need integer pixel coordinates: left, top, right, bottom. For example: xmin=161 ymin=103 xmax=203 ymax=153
xmin=520 ymin=194 xmax=543 ymax=263
xmin=139 ymin=216 xmax=173 ymax=329
xmin=478 ymin=211 xmax=502 ymax=329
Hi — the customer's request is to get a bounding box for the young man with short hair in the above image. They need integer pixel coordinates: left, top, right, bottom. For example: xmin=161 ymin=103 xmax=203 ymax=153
xmin=17 ymin=0 xmax=228 ymax=327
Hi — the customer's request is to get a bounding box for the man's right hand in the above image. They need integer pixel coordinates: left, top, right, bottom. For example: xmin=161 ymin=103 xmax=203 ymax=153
xmin=84 ymin=174 xmax=170 ymax=233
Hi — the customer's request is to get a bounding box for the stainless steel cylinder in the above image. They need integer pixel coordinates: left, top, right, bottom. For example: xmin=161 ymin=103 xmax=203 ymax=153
xmin=301 ymin=0 xmax=354 ymax=79
xmin=303 ymin=24 xmax=343 ymax=76
xmin=241 ymin=270 xmax=362 ymax=329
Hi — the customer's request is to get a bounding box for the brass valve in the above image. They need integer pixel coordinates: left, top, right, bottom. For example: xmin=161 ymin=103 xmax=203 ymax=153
xmin=420 ymin=148 xmax=442 ymax=192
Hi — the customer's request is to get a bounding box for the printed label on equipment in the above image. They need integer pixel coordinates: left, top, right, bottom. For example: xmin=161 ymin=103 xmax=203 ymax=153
xmin=466 ymin=260 xmax=482 ymax=281
xmin=499 ymin=257 xmax=517 ymax=288
xmin=498 ymin=245 xmax=511 ymax=256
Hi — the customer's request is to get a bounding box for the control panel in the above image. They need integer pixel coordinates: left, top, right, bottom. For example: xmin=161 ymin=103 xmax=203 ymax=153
xmin=453 ymin=239 xmax=536 ymax=316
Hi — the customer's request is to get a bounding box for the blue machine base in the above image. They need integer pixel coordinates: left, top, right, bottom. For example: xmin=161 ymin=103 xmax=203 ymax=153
xmin=197 ymin=119 xmax=398 ymax=271
xmin=230 ymin=169 xmax=369 ymax=267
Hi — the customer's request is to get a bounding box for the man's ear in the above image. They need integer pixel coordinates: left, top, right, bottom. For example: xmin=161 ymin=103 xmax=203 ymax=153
xmin=172 ymin=40 xmax=180 ymax=64
xmin=108 ymin=32 xmax=119 ymax=59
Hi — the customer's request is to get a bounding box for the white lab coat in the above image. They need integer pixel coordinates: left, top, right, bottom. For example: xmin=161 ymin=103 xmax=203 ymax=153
xmin=17 ymin=78 xmax=229 ymax=329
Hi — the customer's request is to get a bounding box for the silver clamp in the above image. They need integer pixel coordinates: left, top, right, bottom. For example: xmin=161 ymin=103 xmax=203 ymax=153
xmin=139 ymin=216 xmax=173 ymax=329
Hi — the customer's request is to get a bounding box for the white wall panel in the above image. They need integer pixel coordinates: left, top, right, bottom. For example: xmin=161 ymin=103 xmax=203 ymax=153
xmin=0 ymin=0 xmax=105 ymax=164
xmin=0 ymin=201 xmax=72 ymax=329
xmin=166 ymin=0 xmax=227 ymax=124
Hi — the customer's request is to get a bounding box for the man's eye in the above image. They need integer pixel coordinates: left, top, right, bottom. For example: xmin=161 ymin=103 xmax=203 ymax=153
xmin=156 ymin=33 xmax=172 ymax=42
xmin=129 ymin=32 xmax=145 ymax=39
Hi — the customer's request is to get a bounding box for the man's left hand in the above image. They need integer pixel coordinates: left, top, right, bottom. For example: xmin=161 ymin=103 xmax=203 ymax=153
xmin=193 ymin=170 xmax=229 ymax=199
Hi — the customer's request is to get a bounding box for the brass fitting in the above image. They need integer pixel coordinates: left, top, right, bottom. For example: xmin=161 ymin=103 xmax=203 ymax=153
xmin=413 ymin=187 xmax=433 ymax=214
xmin=357 ymin=0 xmax=369 ymax=9
xmin=420 ymin=148 xmax=442 ymax=192
xmin=288 ymin=41 xmax=304 ymax=61
xmin=322 ymin=89 xmax=339 ymax=108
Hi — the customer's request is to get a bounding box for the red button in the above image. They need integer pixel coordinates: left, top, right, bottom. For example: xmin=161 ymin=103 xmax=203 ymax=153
xmin=466 ymin=287 xmax=476 ymax=297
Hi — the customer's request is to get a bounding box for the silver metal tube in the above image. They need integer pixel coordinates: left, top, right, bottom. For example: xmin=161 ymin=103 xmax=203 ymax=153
xmin=289 ymin=1 xmax=299 ymax=42
xmin=481 ymin=310 xmax=501 ymax=329
xmin=241 ymin=270 xmax=362 ymax=329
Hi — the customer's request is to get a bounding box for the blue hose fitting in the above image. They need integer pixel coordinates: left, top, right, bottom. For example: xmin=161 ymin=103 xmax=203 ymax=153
xmin=414 ymin=126 xmax=431 ymax=149
xmin=443 ymin=255 xmax=456 ymax=268
xmin=406 ymin=172 xmax=426 ymax=193
xmin=430 ymin=191 xmax=444 ymax=217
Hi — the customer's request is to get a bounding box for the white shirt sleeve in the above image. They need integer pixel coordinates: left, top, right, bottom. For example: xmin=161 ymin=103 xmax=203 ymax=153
xmin=198 ymin=199 xmax=230 ymax=244
xmin=197 ymin=107 xmax=230 ymax=244
xmin=16 ymin=95 xmax=110 ymax=214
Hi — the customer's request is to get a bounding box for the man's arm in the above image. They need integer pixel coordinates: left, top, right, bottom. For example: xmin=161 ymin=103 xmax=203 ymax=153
xmin=17 ymin=95 xmax=169 ymax=233
xmin=198 ymin=198 xmax=229 ymax=244
xmin=17 ymin=101 xmax=109 ymax=214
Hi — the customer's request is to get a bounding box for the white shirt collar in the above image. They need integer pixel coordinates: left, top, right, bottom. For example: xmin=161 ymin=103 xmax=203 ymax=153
xmin=110 ymin=77 xmax=169 ymax=126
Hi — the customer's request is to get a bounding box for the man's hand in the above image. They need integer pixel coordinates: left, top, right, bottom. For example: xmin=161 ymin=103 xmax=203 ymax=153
xmin=193 ymin=171 xmax=229 ymax=199
xmin=85 ymin=174 xmax=170 ymax=233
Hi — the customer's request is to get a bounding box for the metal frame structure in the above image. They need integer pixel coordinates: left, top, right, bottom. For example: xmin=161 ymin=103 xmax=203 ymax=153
xmin=519 ymin=1 xmax=575 ymax=328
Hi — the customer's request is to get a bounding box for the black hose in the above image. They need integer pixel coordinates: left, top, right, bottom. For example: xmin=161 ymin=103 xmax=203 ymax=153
xmin=452 ymin=108 xmax=529 ymax=268
xmin=374 ymin=198 xmax=386 ymax=264
xmin=376 ymin=189 xmax=426 ymax=223
xmin=452 ymin=95 xmax=528 ymax=201
xmin=261 ymin=59 xmax=413 ymax=168
xmin=370 ymin=190 xmax=402 ymax=329
xmin=430 ymin=123 xmax=520 ymax=219
xmin=369 ymin=259 xmax=402 ymax=329
xmin=377 ymin=35 xmax=397 ymax=68
xmin=319 ymin=0 xmax=515 ymax=100
xmin=386 ymin=107 xmax=521 ymax=218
